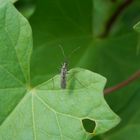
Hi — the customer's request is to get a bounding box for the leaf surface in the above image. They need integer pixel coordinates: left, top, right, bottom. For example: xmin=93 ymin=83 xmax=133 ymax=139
xmin=0 ymin=0 xmax=32 ymax=124
xmin=0 ymin=68 xmax=120 ymax=140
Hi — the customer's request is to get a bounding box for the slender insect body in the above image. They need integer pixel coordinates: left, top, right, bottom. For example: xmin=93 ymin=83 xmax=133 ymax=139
xmin=60 ymin=61 xmax=68 ymax=89
xmin=59 ymin=45 xmax=80 ymax=89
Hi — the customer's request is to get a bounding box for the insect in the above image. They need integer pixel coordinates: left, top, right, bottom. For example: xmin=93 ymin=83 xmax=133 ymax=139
xmin=59 ymin=45 xmax=80 ymax=89
xmin=60 ymin=60 xmax=68 ymax=89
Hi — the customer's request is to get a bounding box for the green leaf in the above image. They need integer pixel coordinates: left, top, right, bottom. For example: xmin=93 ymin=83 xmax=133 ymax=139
xmin=30 ymin=0 xmax=140 ymax=86
xmin=0 ymin=0 xmax=32 ymax=124
xmin=0 ymin=0 xmax=120 ymax=139
xmin=0 ymin=67 xmax=120 ymax=139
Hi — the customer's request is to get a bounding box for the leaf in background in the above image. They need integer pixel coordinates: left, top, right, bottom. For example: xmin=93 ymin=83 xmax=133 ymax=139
xmin=99 ymin=20 xmax=140 ymax=140
xmin=30 ymin=0 xmax=94 ymax=86
xmin=0 ymin=0 xmax=120 ymax=140
xmin=29 ymin=0 xmax=140 ymax=86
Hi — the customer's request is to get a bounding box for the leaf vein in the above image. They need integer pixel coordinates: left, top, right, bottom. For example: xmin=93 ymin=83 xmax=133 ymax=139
xmin=3 ymin=6 xmax=27 ymax=83
xmin=32 ymin=95 xmax=37 ymax=140
xmin=34 ymin=94 xmax=81 ymax=120
xmin=0 ymin=65 xmax=24 ymax=86
xmin=55 ymin=113 xmax=63 ymax=140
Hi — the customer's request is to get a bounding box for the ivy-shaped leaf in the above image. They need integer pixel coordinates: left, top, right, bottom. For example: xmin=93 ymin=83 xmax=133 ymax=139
xmin=0 ymin=0 xmax=120 ymax=140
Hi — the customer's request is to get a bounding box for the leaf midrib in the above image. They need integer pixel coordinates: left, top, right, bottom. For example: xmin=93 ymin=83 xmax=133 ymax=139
xmin=3 ymin=4 xmax=27 ymax=83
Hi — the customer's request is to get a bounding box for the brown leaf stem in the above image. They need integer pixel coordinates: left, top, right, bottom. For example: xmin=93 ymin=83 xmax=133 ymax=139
xmin=104 ymin=70 xmax=140 ymax=95
xmin=100 ymin=0 xmax=133 ymax=38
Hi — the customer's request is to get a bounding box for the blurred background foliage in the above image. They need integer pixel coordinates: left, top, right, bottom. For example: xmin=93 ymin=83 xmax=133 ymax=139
xmin=15 ymin=0 xmax=140 ymax=139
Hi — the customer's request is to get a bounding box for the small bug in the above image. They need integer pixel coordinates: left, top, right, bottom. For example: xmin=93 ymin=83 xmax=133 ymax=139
xmin=60 ymin=60 xmax=68 ymax=89
xmin=59 ymin=45 xmax=80 ymax=89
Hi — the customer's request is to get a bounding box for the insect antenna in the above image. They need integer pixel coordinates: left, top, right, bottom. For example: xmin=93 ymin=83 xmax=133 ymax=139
xmin=59 ymin=45 xmax=80 ymax=61
xmin=67 ymin=47 xmax=80 ymax=60
xmin=58 ymin=45 xmax=68 ymax=89
xmin=58 ymin=45 xmax=67 ymax=61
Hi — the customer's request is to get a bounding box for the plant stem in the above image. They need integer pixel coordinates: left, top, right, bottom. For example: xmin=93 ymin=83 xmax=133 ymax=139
xmin=100 ymin=0 xmax=133 ymax=38
xmin=104 ymin=70 xmax=140 ymax=95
